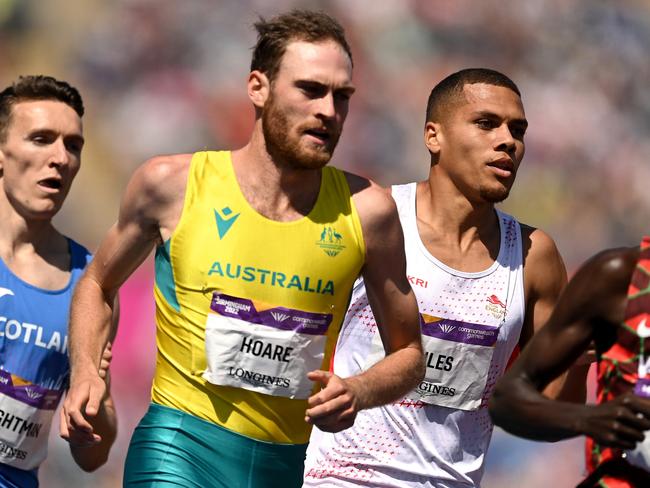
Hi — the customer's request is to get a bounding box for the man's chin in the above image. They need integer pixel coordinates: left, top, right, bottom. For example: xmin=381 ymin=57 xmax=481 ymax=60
xmin=479 ymin=186 xmax=511 ymax=203
xmin=293 ymin=147 xmax=334 ymax=169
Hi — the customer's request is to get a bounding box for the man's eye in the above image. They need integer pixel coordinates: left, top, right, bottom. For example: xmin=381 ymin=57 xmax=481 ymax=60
xmin=476 ymin=120 xmax=493 ymax=129
xmin=66 ymin=143 xmax=82 ymax=154
xmin=512 ymin=128 xmax=526 ymax=139
xmin=335 ymin=92 xmax=351 ymax=102
xmin=301 ymin=85 xmax=322 ymax=97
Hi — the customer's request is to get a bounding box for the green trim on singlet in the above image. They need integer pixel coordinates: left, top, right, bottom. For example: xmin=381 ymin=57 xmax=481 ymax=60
xmin=155 ymin=240 xmax=180 ymax=312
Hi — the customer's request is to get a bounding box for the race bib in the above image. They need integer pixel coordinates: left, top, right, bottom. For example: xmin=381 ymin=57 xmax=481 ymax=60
xmin=202 ymin=293 xmax=333 ymax=399
xmin=0 ymin=369 xmax=60 ymax=470
xmin=366 ymin=314 xmax=499 ymax=410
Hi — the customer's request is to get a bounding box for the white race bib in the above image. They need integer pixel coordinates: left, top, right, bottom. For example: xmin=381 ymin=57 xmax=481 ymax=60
xmin=202 ymin=293 xmax=333 ymax=399
xmin=0 ymin=370 xmax=60 ymax=470
xmin=366 ymin=314 xmax=499 ymax=410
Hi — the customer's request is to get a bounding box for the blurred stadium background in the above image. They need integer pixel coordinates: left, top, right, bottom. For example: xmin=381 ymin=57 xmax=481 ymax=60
xmin=2 ymin=0 xmax=649 ymax=485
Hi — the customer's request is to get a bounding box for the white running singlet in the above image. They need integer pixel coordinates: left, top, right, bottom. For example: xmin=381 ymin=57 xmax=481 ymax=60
xmin=303 ymin=183 xmax=526 ymax=487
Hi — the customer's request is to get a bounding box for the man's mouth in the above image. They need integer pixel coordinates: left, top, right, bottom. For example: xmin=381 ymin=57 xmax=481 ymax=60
xmin=303 ymin=128 xmax=331 ymax=144
xmin=38 ymin=178 xmax=63 ymax=190
xmin=487 ymin=159 xmax=514 ymax=178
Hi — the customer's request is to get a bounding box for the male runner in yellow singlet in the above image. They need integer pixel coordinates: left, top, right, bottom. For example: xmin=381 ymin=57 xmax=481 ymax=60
xmin=62 ymin=10 xmax=424 ymax=487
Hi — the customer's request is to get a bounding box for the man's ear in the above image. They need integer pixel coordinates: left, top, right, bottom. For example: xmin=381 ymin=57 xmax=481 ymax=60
xmin=248 ymin=70 xmax=270 ymax=109
xmin=424 ymin=121 xmax=442 ymax=156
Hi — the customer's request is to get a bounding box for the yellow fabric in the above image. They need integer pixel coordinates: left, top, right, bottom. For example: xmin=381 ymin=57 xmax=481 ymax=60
xmin=151 ymin=151 xmax=365 ymax=444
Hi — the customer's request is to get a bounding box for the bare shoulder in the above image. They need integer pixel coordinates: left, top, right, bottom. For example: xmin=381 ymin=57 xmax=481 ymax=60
xmin=343 ymin=171 xmax=394 ymax=228
xmin=119 ymin=153 xmax=193 ymax=237
xmin=575 ymin=246 xmax=639 ymax=292
xmin=129 ymin=153 xmax=192 ymax=206
xmin=520 ymin=224 xmax=562 ymax=267
xmin=520 ymin=224 xmax=566 ymax=294
xmin=552 ymin=245 xmax=639 ymax=327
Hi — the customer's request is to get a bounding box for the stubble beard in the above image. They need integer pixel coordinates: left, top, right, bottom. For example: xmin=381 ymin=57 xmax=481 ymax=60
xmin=478 ymin=182 xmax=512 ymax=203
xmin=262 ymin=96 xmax=339 ymax=170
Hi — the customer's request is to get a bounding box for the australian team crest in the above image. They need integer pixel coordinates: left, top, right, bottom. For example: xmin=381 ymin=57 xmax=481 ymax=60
xmin=317 ymin=226 xmax=346 ymax=257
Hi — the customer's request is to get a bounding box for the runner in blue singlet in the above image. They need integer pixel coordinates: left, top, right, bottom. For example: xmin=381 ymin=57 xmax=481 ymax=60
xmin=0 ymin=75 xmax=117 ymax=487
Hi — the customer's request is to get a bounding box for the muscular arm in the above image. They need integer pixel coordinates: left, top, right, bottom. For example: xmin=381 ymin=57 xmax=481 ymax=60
xmin=306 ymin=176 xmax=424 ymax=432
xmin=518 ymin=225 xmax=588 ymax=402
xmin=489 ymin=247 xmax=650 ymax=447
xmin=63 ymin=154 xmax=189 ymax=444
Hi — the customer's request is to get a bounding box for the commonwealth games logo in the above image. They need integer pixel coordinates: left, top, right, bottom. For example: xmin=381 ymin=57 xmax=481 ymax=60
xmin=316 ymin=226 xmax=346 ymax=257
xmin=439 ymin=323 xmax=457 ymax=334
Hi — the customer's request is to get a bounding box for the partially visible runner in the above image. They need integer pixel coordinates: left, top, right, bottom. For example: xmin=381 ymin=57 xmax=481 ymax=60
xmin=490 ymin=237 xmax=650 ymax=487
xmin=0 ymin=75 xmax=116 ymax=488
xmin=62 ymin=10 xmax=424 ymax=488
xmin=304 ymin=68 xmax=586 ymax=487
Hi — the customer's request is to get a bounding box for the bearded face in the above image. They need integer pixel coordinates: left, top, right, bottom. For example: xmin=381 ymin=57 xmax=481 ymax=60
xmin=262 ymin=90 xmax=341 ymax=171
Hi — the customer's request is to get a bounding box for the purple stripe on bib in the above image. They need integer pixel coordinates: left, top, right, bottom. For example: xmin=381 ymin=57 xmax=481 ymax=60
xmin=210 ymin=293 xmax=332 ymax=335
xmin=0 ymin=370 xmax=61 ymax=410
xmin=421 ymin=317 xmax=499 ymax=347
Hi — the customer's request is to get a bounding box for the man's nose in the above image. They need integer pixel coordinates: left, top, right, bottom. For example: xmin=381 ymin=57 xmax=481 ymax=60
xmin=315 ymin=92 xmax=336 ymax=119
xmin=495 ymin=125 xmax=516 ymax=154
xmin=49 ymin=139 xmax=70 ymax=167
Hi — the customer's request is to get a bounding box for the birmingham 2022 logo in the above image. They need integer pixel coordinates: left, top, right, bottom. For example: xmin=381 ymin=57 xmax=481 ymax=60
xmin=316 ymin=226 xmax=346 ymax=257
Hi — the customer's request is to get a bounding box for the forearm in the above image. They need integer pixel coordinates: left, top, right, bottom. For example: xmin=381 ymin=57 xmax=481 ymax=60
xmin=489 ymin=376 xmax=588 ymax=442
xmin=350 ymin=343 xmax=424 ymax=410
xmin=69 ymin=394 xmax=117 ymax=471
xmin=543 ymin=363 xmax=590 ymax=403
xmin=69 ymin=275 xmax=115 ymax=381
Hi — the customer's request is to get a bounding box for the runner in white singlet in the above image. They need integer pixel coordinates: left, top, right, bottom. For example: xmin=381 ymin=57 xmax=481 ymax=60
xmin=304 ymin=68 xmax=588 ymax=487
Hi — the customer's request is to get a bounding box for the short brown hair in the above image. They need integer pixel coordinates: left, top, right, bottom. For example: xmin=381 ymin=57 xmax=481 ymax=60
xmin=0 ymin=75 xmax=84 ymax=142
xmin=251 ymin=10 xmax=352 ymax=83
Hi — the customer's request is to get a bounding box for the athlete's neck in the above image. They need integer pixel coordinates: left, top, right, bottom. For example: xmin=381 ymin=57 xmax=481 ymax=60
xmin=0 ymin=198 xmax=62 ymax=254
xmin=231 ymin=140 xmax=323 ymax=222
xmin=414 ymin=179 xmax=501 ymax=272
xmin=0 ymin=197 xmax=70 ymax=288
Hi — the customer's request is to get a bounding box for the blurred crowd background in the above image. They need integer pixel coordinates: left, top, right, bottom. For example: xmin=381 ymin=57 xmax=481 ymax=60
xmin=2 ymin=0 xmax=649 ymax=485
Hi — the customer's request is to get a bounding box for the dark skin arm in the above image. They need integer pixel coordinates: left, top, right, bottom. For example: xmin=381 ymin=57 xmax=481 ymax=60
xmin=489 ymin=246 xmax=650 ymax=449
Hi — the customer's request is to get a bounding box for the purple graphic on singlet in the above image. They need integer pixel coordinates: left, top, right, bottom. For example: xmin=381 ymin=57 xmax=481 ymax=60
xmin=0 ymin=370 xmax=61 ymax=410
xmin=421 ymin=317 xmax=499 ymax=347
xmin=210 ymin=292 xmax=332 ymax=335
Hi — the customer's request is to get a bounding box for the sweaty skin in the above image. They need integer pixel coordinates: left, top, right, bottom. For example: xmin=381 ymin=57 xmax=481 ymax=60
xmin=490 ymin=246 xmax=650 ymax=448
